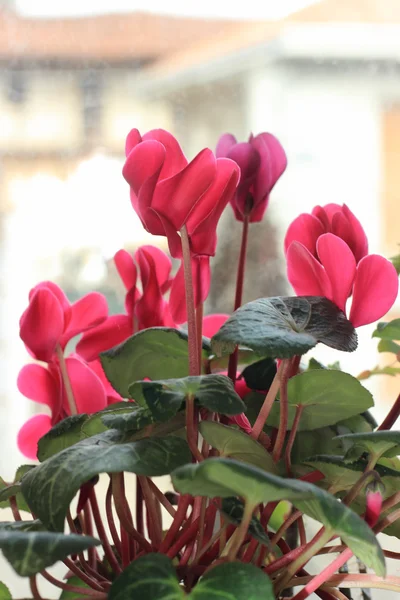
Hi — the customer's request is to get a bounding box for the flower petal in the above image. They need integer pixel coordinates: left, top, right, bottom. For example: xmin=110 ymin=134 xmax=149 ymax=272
xmin=135 ymin=245 xmax=172 ymax=292
xmin=142 ymin=129 xmax=188 ymax=179
xmin=17 ymin=414 xmax=52 ymax=459
xmin=76 ymin=314 xmax=133 ymax=362
xmin=65 ymin=357 xmax=107 ymax=414
xmin=125 ymin=128 xmax=142 ymax=156
xmin=114 ymin=249 xmax=138 ymax=291
xmin=286 ymin=241 xmax=332 ymax=298
xmin=202 ymin=314 xmax=230 ymax=338
xmin=349 ymin=255 xmax=399 ymax=327
xmin=251 ymin=132 xmax=287 ymax=218
xmin=216 ymin=133 xmax=237 ymax=158
xmin=88 ymin=359 xmax=122 ymax=404
xmin=341 ymin=204 xmax=368 ymax=262
xmin=60 ymin=292 xmax=108 ymax=348
xmin=17 ymin=364 xmax=59 ymax=407
xmin=317 ymin=233 xmax=356 ymax=312
xmin=20 ymin=288 xmax=64 ymax=362
xmin=135 ymin=248 xmax=166 ymax=330
xmin=169 ymin=257 xmax=211 ymax=325
xmin=284 ymin=213 xmax=325 ymax=257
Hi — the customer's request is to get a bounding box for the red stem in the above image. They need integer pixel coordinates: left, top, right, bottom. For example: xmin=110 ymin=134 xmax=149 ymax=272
xmin=111 ymin=473 xmax=152 ymax=552
xmin=9 ymin=495 xmax=22 ymax=521
xmin=89 ymin=488 xmax=122 ymax=575
xmin=378 ymin=392 xmax=400 ymax=430
xmin=40 ymin=570 xmax=107 ymax=597
xmin=180 ymin=225 xmax=199 ymax=376
xmin=139 ymin=476 xmax=162 ymax=548
xmin=83 ymin=504 xmax=97 ymax=569
xmin=159 ymin=494 xmax=191 ymax=553
xmin=227 ymin=215 xmax=249 ymax=383
xmin=63 ymin=557 xmax=108 ymax=592
xmin=29 ymin=576 xmax=43 ymax=600
xmin=105 ymin=479 xmax=122 ymax=555
xmin=272 ymin=358 xmax=291 ymax=462
xmin=251 ymin=364 xmax=283 ymax=440
xmin=147 ymin=478 xmax=177 ymax=518
xmin=135 ymin=476 xmax=144 ymax=536
xmin=291 ymin=548 xmax=353 ymax=600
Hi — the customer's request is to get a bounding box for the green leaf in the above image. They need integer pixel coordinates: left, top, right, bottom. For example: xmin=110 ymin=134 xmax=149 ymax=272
xmin=240 ymin=357 xmax=277 ymax=390
xmin=377 ymin=339 xmax=400 ymax=355
xmin=302 ymin=455 xmax=365 ymax=493
xmin=293 ymin=488 xmax=385 ymax=576
xmin=198 ymin=421 xmax=278 ymax=473
xmin=172 ymin=457 xmax=314 ymax=507
xmin=221 ymin=497 xmax=271 ymax=548
xmin=37 ymin=415 xmax=88 ymax=461
xmin=0 ymin=520 xmax=44 ymax=533
xmin=21 ymin=431 xmax=191 ymax=531
xmin=81 ymin=402 xmax=133 ymax=437
xmin=0 ymin=465 xmax=35 ymax=513
xmin=373 ymin=319 xmax=400 ymax=341
xmin=190 ymin=561 xmax=274 ymax=599
xmin=0 ymin=531 xmax=100 ymax=576
xmin=59 ymin=576 xmax=92 ymax=598
xmin=109 ymin=553 xmax=184 ymax=600
xmin=101 ymin=405 xmax=155 ymax=434
xmin=100 ymin=328 xmax=211 ymax=397
xmin=267 ymin=370 xmax=373 ymax=431
xmin=109 ymin=554 xmax=274 ymax=600
xmin=209 ymin=348 xmax=261 ymax=372
xmin=0 ymin=582 xmax=11 ymax=600
xmin=335 ymin=431 xmax=400 ymax=462
xmin=211 ymin=296 xmax=357 ymax=359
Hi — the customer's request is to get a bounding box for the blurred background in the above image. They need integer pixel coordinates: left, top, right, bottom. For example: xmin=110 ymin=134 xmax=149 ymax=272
xmin=0 ymin=0 xmax=399 ymax=594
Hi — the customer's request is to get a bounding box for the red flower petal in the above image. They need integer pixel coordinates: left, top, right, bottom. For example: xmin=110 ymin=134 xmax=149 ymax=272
xmin=76 ymin=314 xmax=133 ymax=362
xmin=284 ymin=214 xmax=325 ymax=257
xmin=142 ymin=129 xmax=188 ymax=180
xmin=316 ymin=234 xmax=356 ymax=312
xmin=125 ymin=128 xmax=142 ymax=156
xmin=29 ymin=281 xmax=70 ymax=312
xmin=169 ymin=257 xmax=211 ymax=325
xmin=60 ymin=292 xmax=108 ymax=349
xmin=135 ymin=248 xmax=166 ymax=330
xmin=20 ymin=288 xmax=65 ymax=362
xmin=88 ymin=359 xmax=122 ymax=403
xmin=229 ymin=413 xmax=252 ymax=434
xmin=349 ymin=255 xmax=399 ymax=327
xmin=17 ymin=364 xmax=59 ymax=407
xmin=286 ymin=241 xmax=332 ymax=298
xmin=251 ymin=132 xmax=287 ymax=220
xmin=341 ymin=204 xmax=369 ymax=262
xmin=202 ymin=314 xmax=229 ymax=338
xmin=17 ymin=414 xmax=52 ymax=459
xmin=152 ymin=148 xmax=217 ymax=232
xmin=65 ymin=357 xmax=107 ymax=414
xmin=114 ymin=249 xmax=138 ymax=291
xmin=135 ymin=245 xmax=172 ymax=292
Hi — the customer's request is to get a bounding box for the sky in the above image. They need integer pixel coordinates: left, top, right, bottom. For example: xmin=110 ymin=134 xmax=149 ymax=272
xmin=16 ymin=0 xmax=319 ymax=20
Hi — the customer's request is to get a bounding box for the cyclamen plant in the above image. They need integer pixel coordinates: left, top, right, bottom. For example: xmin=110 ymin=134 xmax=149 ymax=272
xmin=1 ymin=128 xmax=400 ymax=600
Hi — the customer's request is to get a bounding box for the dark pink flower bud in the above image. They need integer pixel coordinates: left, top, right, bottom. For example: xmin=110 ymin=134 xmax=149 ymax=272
xmin=365 ymin=485 xmax=383 ymax=527
xmin=216 ymin=131 xmax=287 ymax=222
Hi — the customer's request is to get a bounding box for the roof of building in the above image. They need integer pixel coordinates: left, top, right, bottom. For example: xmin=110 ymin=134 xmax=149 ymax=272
xmin=0 ymin=8 xmax=240 ymax=63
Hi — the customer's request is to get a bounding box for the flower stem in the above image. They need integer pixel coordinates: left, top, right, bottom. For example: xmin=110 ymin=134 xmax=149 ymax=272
xmin=180 ymin=225 xmax=199 ymax=376
xmin=223 ymin=501 xmax=255 ymax=561
xmin=89 ymin=488 xmax=122 ymax=575
xmin=159 ymin=494 xmax=191 ymax=553
xmin=29 ymin=576 xmax=43 ymax=600
xmin=139 ymin=475 xmax=162 ymax=548
xmin=105 ymin=479 xmax=121 ymax=555
xmin=378 ymin=392 xmax=400 ymax=430
xmin=40 ymin=570 xmax=107 ymax=597
xmin=63 ymin=557 xmax=108 ymax=591
xmin=289 ymin=574 xmax=400 ymax=595
xmin=285 ymin=404 xmax=304 ymax=475
xmin=272 ymin=358 xmax=292 ymax=462
xmin=291 ymin=548 xmax=354 ymax=600
xmin=342 ymin=470 xmax=380 ymax=507
xmin=196 ymin=301 xmax=204 ymax=372
xmin=227 ymin=215 xmax=249 ymax=383
xmin=111 ymin=473 xmax=152 ymax=552
xmin=56 ymin=343 xmax=77 ymax=416
xmin=251 ymin=363 xmax=282 ymax=439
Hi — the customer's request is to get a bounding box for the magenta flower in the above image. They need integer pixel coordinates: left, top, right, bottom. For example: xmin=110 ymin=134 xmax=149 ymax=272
xmin=19 ymin=281 xmax=108 ymax=363
xmin=77 ymin=245 xmax=175 ymax=360
xmin=123 ymin=128 xmax=239 ymax=259
xmin=216 ymin=132 xmax=287 ymax=222
xmin=284 ymin=205 xmax=399 ymax=327
xmin=17 ymin=356 xmax=108 ymax=459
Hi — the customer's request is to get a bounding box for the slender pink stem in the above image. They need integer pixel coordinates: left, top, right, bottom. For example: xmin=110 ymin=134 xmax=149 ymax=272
xmin=180 ymin=225 xmax=199 ymax=376
xmin=378 ymin=392 xmax=400 ymax=430
xmin=63 ymin=557 xmax=107 ymax=592
xmin=159 ymin=494 xmax=191 ymax=553
xmin=251 ymin=363 xmax=283 ymax=439
xmin=40 ymin=570 xmax=107 ymax=597
xmin=196 ymin=301 xmax=204 ymax=372
xmin=146 ymin=478 xmax=177 ymax=518
xmin=9 ymin=495 xmax=22 ymax=521
xmin=272 ymin=358 xmax=291 ymax=462
xmin=139 ymin=475 xmax=162 ymax=548
xmin=89 ymin=488 xmax=122 ymax=575
xmin=105 ymin=479 xmax=121 ymax=555
xmin=29 ymin=576 xmax=43 ymax=600
xmin=227 ymin=215 xmax=249 ymax=383
xmin=56 ymin=343 xmax=77 ymax=415
xmin=291 ymin=548 xmax=353 ymax=600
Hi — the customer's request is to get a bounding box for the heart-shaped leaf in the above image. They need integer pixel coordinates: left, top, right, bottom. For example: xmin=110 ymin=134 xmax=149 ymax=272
xmin=171 ymin=458 xmax=314 ymax=507
xmin=100 ymin=328 xmax=211 ymax=397
xmin=38 ymin=415 xmax=88 ymax=462
xmin=0 ymin=582 xmax=11 ymax=600
xmin=377 ymin=339 xmax=400 ymax=355
xmin=109 ymin=553 xmax=184 ymax=600
xmin=190 ymin=561 xmax=274 ymax=599
xmin=0 ymin=530 xmax=100 ymax=576
xmin=293 ymin=488 xmax=385 ymax=576
xmin=22 ymin=431 xmax=191 ymax=531
xmin=267 ymin=370 xmax=373 ymax=431
xmin=199 ymin=421 xmax=277 ymax=473
xmin=109 ymin=553 xmax=274 ymax=600
xmin=0 ymin=520 xmax=44 ymax=533
xmin=335 ymin=431 xmax=400 ymax=462
xmin=0 ymin=465 xmax=35 ymax=513
xmin=301 ymin=455 xmax=366 ymax=493
xmin=101 ymin=405 xmax=155 ymax=434
xmin=221 ymin=497 xmax=271 ymax=547
xmin=211 ymin=296 xmax=357 ymax=359
xmin=59 ymin=576 xmax=92 ymax=598
xmin=240 ymin=358 xmax=277 ymax=391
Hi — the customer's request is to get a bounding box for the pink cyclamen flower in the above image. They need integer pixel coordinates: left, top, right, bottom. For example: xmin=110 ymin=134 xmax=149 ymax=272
xmin=19 ymin=281 xmax=108 ymax=363
xmin=216 ymin=132 xmax=287 ymax=222
xmin=123 ymin=128 xmax=240 ymax=259
xmin=284 ymin=205 xmax=399 ymax=327
xmin=17 ymin=356 xmax=108 ymax=459
xmin=77 ymin=245 xmax=175 ymax=361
